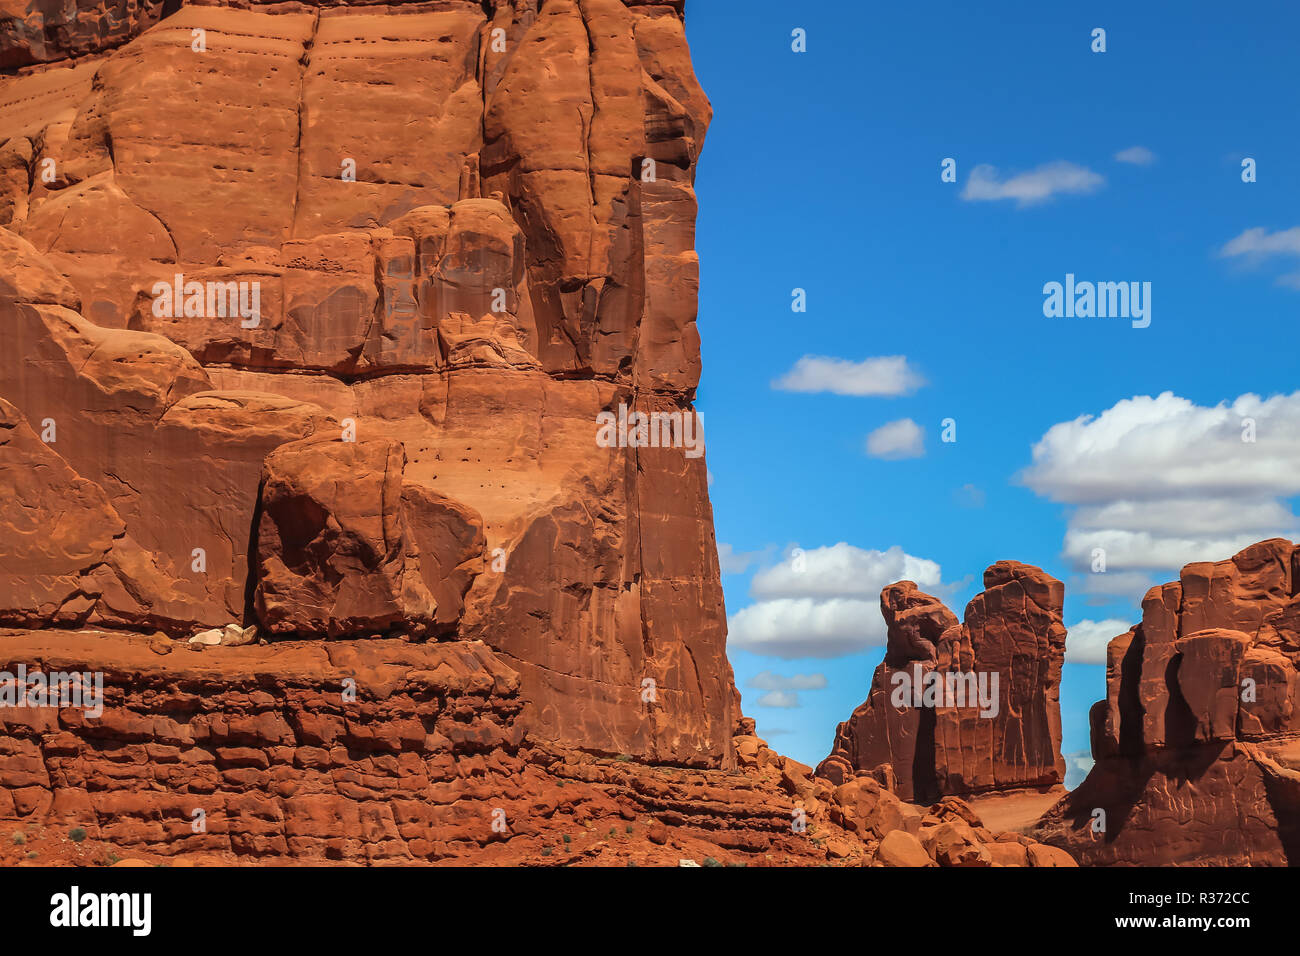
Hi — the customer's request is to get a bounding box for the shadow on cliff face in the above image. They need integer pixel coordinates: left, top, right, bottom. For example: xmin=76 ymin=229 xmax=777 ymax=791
xmin=3 ymin=0 xmax=179 ymax=72
xmin=241 ymin=475 xmax=266 ymax=630
xmin=1117 ymin=627 xmax=1145 ymax=756
xmin=1054 ymin=755 xmax=1144 ymax=848
xmin=1258 ymin=764 xmax=1300 ymax=865
xmin=1163 ymin=652 xmax=1199 ymax=750
xmin=1048 ymin=741 xmax=1231 ymax=861
xmin=911 ymin=705 xmax=939 ymax=805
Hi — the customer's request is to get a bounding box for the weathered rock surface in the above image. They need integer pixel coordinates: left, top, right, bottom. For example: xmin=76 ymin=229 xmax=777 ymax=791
xmin=1035 ymin=538 xmax=1300 ymax=866
xmin=0 ymin=0 xmax=733 ymax=769
xmin=0 ymin=395 xmax=193 ymax=631
xmin=0 ymin=0 xmax=168 ymax=70
xmin=254 ymin=436 xmax=485 ymax=638
xmin=0 ymin=628 xmax=1069 ymax=866
xmin=818 ymin=563 xmax=1068 ymax=804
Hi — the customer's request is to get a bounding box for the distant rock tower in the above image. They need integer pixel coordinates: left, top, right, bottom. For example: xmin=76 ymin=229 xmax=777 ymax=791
xmin=818 ymin=562 xmax=1068 ymax=803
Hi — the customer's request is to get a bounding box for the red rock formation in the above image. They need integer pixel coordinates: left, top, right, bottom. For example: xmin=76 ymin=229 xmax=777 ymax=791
xmin=0 ymin=0 xmax=732 ymax=770
xmin=1035 ymin=538 xmax=1300 ymax=866
xmin=818 ymin=563 xmax=1068 ymax=804
xmin=0 ymin=628 xmax=1072 ymax=866
xmin=0 ymin=0 xmax=1071 ymax=868
xmin=254 ymin=436 xmax=486 ymax=639
xmin=0 ymin=0 xmax=168 ymax=70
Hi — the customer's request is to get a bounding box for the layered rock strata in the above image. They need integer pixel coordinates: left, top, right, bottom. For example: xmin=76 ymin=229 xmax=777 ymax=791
xmin=0 ymin=628 xmax=1073 ymax=866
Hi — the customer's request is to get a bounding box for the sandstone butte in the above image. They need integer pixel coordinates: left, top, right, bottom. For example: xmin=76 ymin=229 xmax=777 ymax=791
xmin=1034 ymin=538 xmax=1300 ymax=866
xmin=0 ymin=0 xmax=1081 ymax=867
xmin=817 ymin=562 xmax=1071 ymax=832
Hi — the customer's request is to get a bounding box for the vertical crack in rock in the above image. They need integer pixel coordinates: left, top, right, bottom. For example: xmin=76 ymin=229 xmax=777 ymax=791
xmin=290 ymin=9 xmax=321 ymax=238
xmin=579 ymin=0 xmax=599 ymax=280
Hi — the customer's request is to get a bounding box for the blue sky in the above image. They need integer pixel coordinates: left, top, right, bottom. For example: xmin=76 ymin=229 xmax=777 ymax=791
xmin=685 ymin=1 xmax=1300 ymax=771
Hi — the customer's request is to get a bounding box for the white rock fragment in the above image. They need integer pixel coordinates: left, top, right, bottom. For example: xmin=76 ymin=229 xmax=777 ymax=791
xmin=188 ymin=624 xmax=258 ymax=646
xmin=222 ymin=624 xmax=257 ymax=646
xmin=188 ymin=628 xmax=222 ymax=646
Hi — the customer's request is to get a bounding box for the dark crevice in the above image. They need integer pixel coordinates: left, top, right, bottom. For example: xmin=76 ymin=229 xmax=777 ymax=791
xmin=911 ymin=704 xmax=939 ymax=805
xmin=241 ymin=476 xmax=266 ymax=629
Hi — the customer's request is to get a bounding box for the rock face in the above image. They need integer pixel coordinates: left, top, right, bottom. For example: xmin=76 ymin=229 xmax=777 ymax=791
xmin=0 ymin=0 xmax=168 ymax=70
xmin=1035 ymin=538 xmax=1300 ymax=866
xmin=818 ymin=563 xmax=1068 ymax=804
xmin=253 ymin=437 xmax=486 ymax=640
xmin=0 ymin=0 xmax=733 ymax=772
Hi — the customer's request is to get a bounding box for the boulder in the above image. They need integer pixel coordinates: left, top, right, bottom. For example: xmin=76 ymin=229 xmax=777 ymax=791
xmin=254 ymin=437 xmax=485 ymax=638
xmin=875 ymin=830 xmax=934 ymax=868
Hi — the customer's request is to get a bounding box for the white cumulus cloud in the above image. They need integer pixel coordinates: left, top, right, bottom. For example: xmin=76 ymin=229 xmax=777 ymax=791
xmin=865 ymin=418 xmax=925 ymax=460
xmin=1064 ymin=751 xmax=1095 ymax=789
xmin=1021 ymin=391 xmax=1300 ymax=589
xmin=962 ymin=161 xmax=1104 ymax=206
xmin=750 ymin=543 xmax=942 ymax=600
xmin=771 ymin=355 xmax=925 ymax=397
xmin=728 ymin=545 xmax=945 ymax=659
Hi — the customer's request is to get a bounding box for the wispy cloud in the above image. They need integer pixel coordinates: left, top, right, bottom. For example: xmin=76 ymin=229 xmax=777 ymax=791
xmin=717 ymin=542 xmax=766 ymax=575
xmin=748 ymin=671 xmax=828 ymax=691
xmin=1219 ymin=227 xmax=1300 ymax=287
xmin=962 ymin=161 xmax=1104 ymax=206
xmin=772 ymin=355 xmax=924 ymax=397
xmin=756 ymin=691 xmax=800 ymax=708
xmin=1219 ymin=226 xmax=1300 ymax=259
xmin=1114 ymin=146 xmax=1156 ymax=166
xmin=865 ymin=418 xmax=925 ymax=460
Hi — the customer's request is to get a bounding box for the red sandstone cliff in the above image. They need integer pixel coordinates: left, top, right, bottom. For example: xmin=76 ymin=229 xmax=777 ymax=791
xmin=1035 ymin=538 xmax=1300 ymax=866
xmin=0 ymin=0 xmax=731 ymax=766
